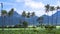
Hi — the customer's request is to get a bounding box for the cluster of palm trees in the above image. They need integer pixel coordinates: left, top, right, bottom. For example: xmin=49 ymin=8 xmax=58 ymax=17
xmin=22 ymin=11 xmax=35 ymax=27
xmin=1 ymin=8 xmax=14 ymax=30
xmin=45 ymin=4 xmax=60 ymax=25
xmin=36 ymin=4 xmax=60 ymax=28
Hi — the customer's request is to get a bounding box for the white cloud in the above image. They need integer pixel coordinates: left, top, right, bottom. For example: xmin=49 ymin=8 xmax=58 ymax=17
xmin=16 ymin=9 xmax=45 ymax=17
xmin=15 ymin=0 xmax=57 ymax=17
xmin=24 ymin=0 xmax=45 ymax=17
xmin=24 ymin=0 xmax=44 ymax=9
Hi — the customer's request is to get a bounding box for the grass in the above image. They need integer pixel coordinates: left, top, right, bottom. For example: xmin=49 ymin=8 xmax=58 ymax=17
xmin=0 ymin=26 xmax=60 ymax=34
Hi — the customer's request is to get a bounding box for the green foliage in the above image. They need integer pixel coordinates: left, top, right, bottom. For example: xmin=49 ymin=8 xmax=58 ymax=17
xmin=14 ymin=24 xmax=22 ymax=28
xmin=8 ymin=8 xmax=14 ymax=16
xmin=45 ymin=4 xmax=50 ymax=12
xmin=22 ymin=11 xmax=26 ymax=17
xmin=31 ymin=12 xmax=35 ymax=17
xmin=26 ymin=12 xmax=30 ymax=18
xmin=56 ymin=6 xmax=60 ymax=9
xmin=23 ymin=21 xmax=28 ymax=28
xmin=45 ymin=25 xmax=56 ymax=30
xmin=1 ymin=10 xmax=7 ymax=15
xmin=50 ymin=6 xmax=55 ymax=11
xmin=45 ymin=4 xmax=55 ymax=12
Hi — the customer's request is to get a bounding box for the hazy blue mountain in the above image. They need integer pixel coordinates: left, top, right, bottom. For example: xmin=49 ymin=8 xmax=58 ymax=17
xmin=51 ymin=10 xmax=60 ymax=25
xmin=0 ymin=10 xmax=60 ymax=26
xmin=43 ymin=10 xmax=60 ymax=25
xmin=0 ymin=11 xmax=38 ymax=26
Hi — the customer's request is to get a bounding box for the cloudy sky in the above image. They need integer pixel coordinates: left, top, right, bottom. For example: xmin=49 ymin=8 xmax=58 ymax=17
xmin=0 ymin=0 xmax=60 ymax=16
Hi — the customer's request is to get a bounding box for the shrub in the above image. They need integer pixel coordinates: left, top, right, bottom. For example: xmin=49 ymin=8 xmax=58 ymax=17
xmin=45 ymin=25 xmax=56 ymax=30
xmin=23 ymin=21 xmax=28 ymax=28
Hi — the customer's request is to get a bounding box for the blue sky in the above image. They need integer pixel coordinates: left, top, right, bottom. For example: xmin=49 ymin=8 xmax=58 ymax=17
xmin=0 ymin=0 xmax=60 ymax=16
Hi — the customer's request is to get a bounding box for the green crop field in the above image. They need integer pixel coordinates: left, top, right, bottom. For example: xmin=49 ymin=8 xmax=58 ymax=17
xmin=0 ymin=27 xmax=60 ymax=34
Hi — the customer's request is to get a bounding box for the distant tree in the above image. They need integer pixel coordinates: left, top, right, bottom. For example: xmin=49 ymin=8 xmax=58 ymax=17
xmin=56 ymin=6 xmax=60 ymax=10
xmin=23 ymin=21 xmax=28 ymax=28
xmin=8 ymin=8 xmax=14 ymax=26
xmin=50 ymin=6 xmax=55 ymax=11
xmin=22 ymin=11 xmax=26 ymax=21
xmin=45 ymin=4 xmax=50 ymax=12
xmin=37 ymin=16 xmax=43 ymax=28
xmin=45 ymin=4 xmax=55 ymax=25
xmin=8 ymin=8 xmax=14 ymax=16
xmin=27 ymin=12 xmax=30 ymax=18
xmin=14 ymin=24 xmax=22 ymax=28
xmin=1 ymin=10 xmax=7 ymax=31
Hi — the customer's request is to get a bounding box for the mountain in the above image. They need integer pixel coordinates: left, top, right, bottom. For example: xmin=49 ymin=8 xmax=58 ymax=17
xmin=0 ymin=10 xmax=60 ymax=26
xmin=43 ymin=10 xmax=60 ymax=25
xmin=0 ymin=11 xmax=38 ymax=26
xmin=51 ymin=10 xmax=60 ymax=25
xmin=0 ymin=11 xmax=21 ymax=26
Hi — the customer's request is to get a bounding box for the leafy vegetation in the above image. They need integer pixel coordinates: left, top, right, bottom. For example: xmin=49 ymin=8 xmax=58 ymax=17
xmin=0 ymin=27 xmax=60 ymax=34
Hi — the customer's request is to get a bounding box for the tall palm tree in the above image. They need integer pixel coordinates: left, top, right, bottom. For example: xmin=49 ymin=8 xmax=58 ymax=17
xmin=31 ymin=12 xmax=35 ymax=27
xmin=1 ymin=10 xmax=7 ymax=31
xmin=37 ymin=16 xmax=43 ymax=28
xmin=8 ymin=8 xmax=14 ymax=27
xmin=50 ymin=6 xmax=55 ymax=25
xmin=22 ymin=11 xmax=26 ymax=22
xmin=45 ymin=4 xmax=50 ymax=25
xmin=27 ymin=12 xmax=30 ymax=18
xmin=22 ymin=11 xmax=26 ymax=33
xmin=26 ymin=12 xmax=30 ymax=32
xmin=56 ymin=6 xmax=60 ymax=10
xmin=8 ymin=8 xmax=14 ymax=16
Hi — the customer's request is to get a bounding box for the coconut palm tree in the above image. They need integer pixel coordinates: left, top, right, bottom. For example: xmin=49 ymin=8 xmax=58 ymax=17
xmin=27 ymin=12 xmax=30 ymax=18
xmin=56 ymin=6 xmax=60 ymax=10
xmin=8 ymin=8 xmax=14 ymax=27
xmin=31 ymin=12 xmax=35 ymax=27
xmin=21 ymin=11 xmax=26 ymax=33
xmin=8 ymin=8 xmax=14 ymax=16
xmin=1 ymin=10 xmax=7 ymax=31
xmin=37 ymin=16 xmax=43 ymax=28
xmin=22 ymin=11 xmax=26 ymax=22
xmin=45 ymin=4 xmax=50 ymax=25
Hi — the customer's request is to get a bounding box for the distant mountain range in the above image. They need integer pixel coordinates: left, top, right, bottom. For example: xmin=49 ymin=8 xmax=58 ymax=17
xmin=0 ymin=10 xmax=60 ymax=26
xmin=43 ymin=10 xmax=60 ymax=25
xmin=0 ymin=11 xmax=38 ymax=26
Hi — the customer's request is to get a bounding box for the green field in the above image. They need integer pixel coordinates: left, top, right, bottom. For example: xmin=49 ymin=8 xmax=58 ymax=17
xmin=0 ymin=27 xmax=60 ymax=34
